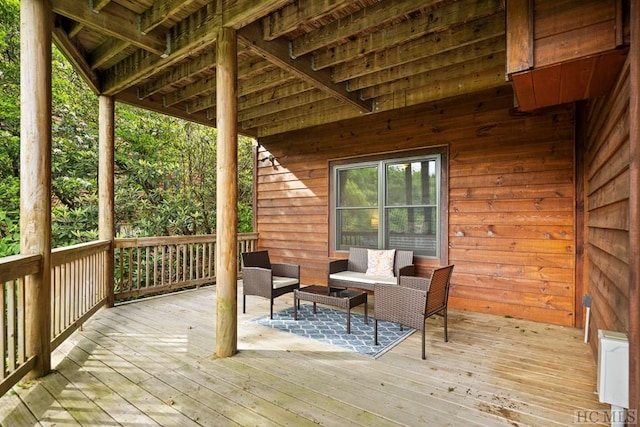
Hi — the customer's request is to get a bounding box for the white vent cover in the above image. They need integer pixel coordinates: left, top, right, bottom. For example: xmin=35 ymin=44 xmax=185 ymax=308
xmin=597 ymin=330 xmax=629 ymax=408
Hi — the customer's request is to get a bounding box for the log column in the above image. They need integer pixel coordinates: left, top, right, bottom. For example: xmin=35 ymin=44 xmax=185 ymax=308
xmin=215 ymin=27 xmax=238 ymax=357
xmin=20 ymin=0 xmax=52 ymax=378
xmin=99 ymin=95 xmax=115 ymax=308
xmin=629 ymin=0 xmax=640 ymax=414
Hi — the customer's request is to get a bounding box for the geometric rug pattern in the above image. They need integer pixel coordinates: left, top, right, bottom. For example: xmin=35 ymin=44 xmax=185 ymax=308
xmin=253 ymin=304 xmax=415 ymax=358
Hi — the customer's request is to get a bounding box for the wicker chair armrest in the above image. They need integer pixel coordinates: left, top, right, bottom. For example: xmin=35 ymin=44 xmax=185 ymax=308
xmin=398 ymin=275 xmax=431 ymax=292
xmin=374 ymin=283 xmax=427 ymax=329
xmin=328 ymin=259 xmax=348 ymax=274
xmin=271 ymin=262 xmax=300 ymax=279
xmin=397 ymin=264 xmax=415 ymax=277
xmin=242 ymin=267 xmax=273 ymax=296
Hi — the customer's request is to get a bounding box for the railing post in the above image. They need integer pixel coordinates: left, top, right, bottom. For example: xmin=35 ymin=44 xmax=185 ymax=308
xmin=215 ymin=26 xmax=238 ymax=358
xmin=20 ymin=0 xmax=52 ymax=379
xmin=99 ymin=95 xmax=115 ymax=307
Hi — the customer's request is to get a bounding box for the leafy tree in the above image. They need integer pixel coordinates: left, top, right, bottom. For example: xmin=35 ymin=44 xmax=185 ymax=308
xmin=0 ymin=0 xmax=256 ymax=257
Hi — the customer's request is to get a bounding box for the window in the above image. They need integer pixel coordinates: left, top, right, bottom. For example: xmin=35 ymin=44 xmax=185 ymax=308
xmin=332 ymin=151 xmax=443 ymax=258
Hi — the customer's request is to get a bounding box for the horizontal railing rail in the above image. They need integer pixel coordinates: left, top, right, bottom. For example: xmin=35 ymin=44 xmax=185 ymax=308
xmin=0 ymin=233 xmax=257 ymax=397
xmin=113 ymin=233 xmax=258 ymax=301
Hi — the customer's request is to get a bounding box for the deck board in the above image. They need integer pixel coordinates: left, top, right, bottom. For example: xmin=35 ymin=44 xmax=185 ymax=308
xmin=0 ymin=286 xmax=608 ymax=426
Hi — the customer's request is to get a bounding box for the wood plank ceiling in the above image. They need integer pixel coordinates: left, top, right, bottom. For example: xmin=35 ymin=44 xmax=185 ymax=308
xmin=51 ymin=0 xmax=507 ymax=138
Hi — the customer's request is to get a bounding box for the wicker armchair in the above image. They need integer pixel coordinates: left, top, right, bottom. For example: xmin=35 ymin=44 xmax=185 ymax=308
xmin=374 ymin=265 xmax=454 ymax=359
xmin=241 ymin=251 xmax=300 ymax=319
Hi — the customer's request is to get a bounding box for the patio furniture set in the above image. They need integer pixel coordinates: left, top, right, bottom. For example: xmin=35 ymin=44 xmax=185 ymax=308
xmin=241 ymin=248 xmax=454 ymax=359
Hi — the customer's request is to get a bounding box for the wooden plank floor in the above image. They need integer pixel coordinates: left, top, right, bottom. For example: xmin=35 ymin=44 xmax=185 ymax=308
xmin=0 ymin=286 xmax=609 ymax=426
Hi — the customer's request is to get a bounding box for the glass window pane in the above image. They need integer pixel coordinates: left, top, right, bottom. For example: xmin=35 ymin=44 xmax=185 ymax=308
xmin=386 ymin=206 xmax=437 ymax=256
xmin=337 ymin=166 xmax=378 ymax=207
xmin=386 ymin=160 xmax=437 ymax=206
xmin=336 ymin=208 xmax=378 ymax=250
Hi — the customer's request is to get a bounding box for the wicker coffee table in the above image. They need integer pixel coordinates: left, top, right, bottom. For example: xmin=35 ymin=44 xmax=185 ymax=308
xmin=293 ymin=286 xmax=368 ymax=334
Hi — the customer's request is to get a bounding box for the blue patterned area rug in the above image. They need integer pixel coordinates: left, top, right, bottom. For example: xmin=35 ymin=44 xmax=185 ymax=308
xmin=253 ymin=304 xmax=414 ymax=358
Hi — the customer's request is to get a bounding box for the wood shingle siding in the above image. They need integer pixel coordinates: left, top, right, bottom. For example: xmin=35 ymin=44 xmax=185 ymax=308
xmin=257 ymin=86 xmax=577 ymax=326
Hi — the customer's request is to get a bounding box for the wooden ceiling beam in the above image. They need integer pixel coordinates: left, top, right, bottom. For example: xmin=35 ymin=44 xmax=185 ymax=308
xmin=361 ymin=54 xmax=506 ymax=100
xmin=186 ymin=95 xmax=216 ymax=114
xmin=239 ymin=88 xmax=327 ymax=122
xmin=182 ymin=62 xmax=291 ymax=113
xmin=102 ymin=4 xmax=221 ymax=95
xmin=67 ymin=21 xmax=85 ymax=38
xmin=239 ymin=81 xmax=315 ymax=110
xmin=90 ymin=38 xmax=129 ymax=70
xmin=291 ymin=0 xmax=432 ymax=58
xmin=309 ymin=0 xmax=503 ymax=70
xmin=374 ymin=65 xmax=508 ymax=112
xmin=138 ymin=0 xmax=202 ymax=35
xmin=137 ymin=50 xmax=217 ymax=100
xmin=52 ymin=0 xmax=167 ymax=56
xmin=90 ymin=0 xmax=111 ymax=12
xmin=238 ymin=69 xmax=298 ymax=97
xmin=262 ymin=0 xmax=354 ymax=40
xmin=238 ymin=21 xmax=372 ymax=113
xmin=163 ymin=75 xmax=216 ymax=107
xmin=347 ymin=36 xmax=505 ymax=92
xmin=222 ymin=0 xmax=292 ymax=29
xmin=52 ymin=26 xmax=100 ymax=94
xmin=115 ymin=87 xmax=258 ymax=138
xmin=256 ymin=103 xmax=359 ymax=137
xmin=242 ymin=96 xmax=336 ymax=130
xmin=331 ymin=13 xmax=505 ymax=82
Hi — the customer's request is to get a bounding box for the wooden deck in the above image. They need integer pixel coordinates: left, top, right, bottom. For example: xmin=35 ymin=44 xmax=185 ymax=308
xmin=0 ymin=286 xmax=608 ymax=426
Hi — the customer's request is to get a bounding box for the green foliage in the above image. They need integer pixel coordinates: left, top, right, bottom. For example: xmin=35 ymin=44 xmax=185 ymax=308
xmin=0 ymin=209 xmax=19 ymax=256
xmin=0 ymin=2 xmax=255 ymax=258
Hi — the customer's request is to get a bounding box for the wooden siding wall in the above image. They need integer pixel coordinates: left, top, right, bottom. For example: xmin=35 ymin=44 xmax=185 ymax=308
xmin=257 ymin=86 xmax=576 ymax=326
xmin=584 ymin=57 xmax=630 ymax=346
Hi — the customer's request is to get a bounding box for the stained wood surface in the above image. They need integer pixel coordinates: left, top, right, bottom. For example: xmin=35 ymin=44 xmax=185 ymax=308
xmin=0 ymin=287 xmax=607 ymax=426
xmin=257 ymin=86 xmax=576 ymax=326
xmin=584 ymin=53 xmax=631 ymax=350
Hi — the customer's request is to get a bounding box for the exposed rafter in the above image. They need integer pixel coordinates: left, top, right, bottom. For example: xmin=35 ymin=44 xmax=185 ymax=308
xmin=52 ymin=27 xmax=100 ymax=93
xmin=238 ymin=21 xmax=373 ymax=113
xmin=306 ymin=0 xmax=503 ymax=70
xmin=51 ymin=0 xmax=512 ymax=137
xmin=102 ymin=5 xmax=221 ymax=95
xmin=51 ymin=0 xmax=168 ymax=56
xmin=262 ymin=0 xmax=354 ymax=40
xmin=330 ymin=13 xmax=505 ymax=82
xmin=290 ymin=0 xmax=429 ymax=58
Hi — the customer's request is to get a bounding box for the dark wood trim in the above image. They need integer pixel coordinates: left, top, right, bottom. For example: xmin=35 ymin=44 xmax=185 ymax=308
xmin=506 ymin=0 xmax=534 ymax=76
xmin=628 ymin=0 xmax=640 ymax=413
xmin=574 ymin=101 xmax=586 ymax=329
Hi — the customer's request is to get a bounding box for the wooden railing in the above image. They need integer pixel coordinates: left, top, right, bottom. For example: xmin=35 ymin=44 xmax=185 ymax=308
xmin=0 ymin=233 xmax=257 ymax=396
xmin=50 ymin=241 xmax=110 ymax=350
xmin=0 ymin=254 xmax=41 ymax=396
xmin=113 ymin=233 xmax=258 ymax=301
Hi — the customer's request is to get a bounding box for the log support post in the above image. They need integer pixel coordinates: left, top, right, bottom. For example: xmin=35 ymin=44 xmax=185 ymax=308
xmin=99 ymin=95 xmax=115 ymax=308
xmin=20 ymin=0 xmax=52 ymax=379
xmin=629 ymin=0 xmax=640 ymax=414
xmin=215 ymin=26 xmax=238 ymax=357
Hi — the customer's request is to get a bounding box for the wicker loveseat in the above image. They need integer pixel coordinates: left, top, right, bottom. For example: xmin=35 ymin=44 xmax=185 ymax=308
xmin=328 ymin=247 xmax=415 ymax=292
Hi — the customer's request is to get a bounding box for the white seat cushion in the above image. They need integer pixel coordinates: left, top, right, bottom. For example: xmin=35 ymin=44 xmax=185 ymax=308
xmin=329 ymin=270 xmax=397 ymax=285
xmin=272 ymin=276 xmax=299 ymax=289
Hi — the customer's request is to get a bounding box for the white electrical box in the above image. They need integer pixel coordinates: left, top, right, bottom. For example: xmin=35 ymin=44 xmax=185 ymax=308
xmin=597 ymin=330 xmax=629 ymax=408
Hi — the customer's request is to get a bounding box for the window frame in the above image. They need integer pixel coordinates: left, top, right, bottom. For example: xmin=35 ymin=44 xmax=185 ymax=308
xmin=329 ymin=147 xmax=448 ymax=262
